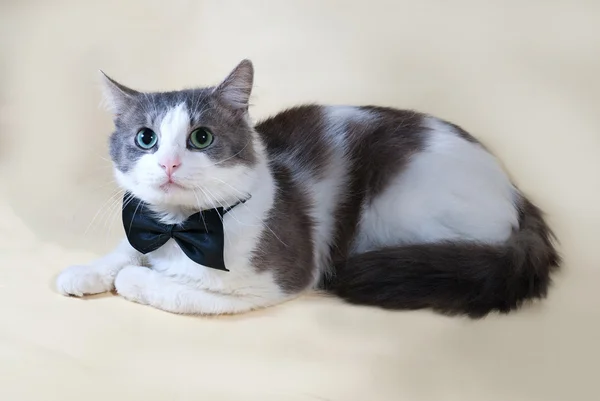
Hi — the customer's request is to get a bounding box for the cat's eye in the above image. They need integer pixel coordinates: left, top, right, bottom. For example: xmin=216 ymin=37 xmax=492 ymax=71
xmin=189 ymin=128 xmax=214 ymax=150
xmin=136 ymin=128 xmax=158 ymax=150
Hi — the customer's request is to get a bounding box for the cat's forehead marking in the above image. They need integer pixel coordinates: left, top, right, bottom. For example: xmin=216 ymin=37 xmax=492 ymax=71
xmin=159 ymin=102 xmax=190 ymax=147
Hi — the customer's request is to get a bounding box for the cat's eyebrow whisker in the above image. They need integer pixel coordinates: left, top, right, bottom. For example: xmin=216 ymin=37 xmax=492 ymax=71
xmin=198 ymin=103 xmax=213 ymax=119
xmin=192 ymin=92 xmax=211 ymax=119
xmin=143 ymin=92 xmax=158 ymax=119
xmin=192 ymin=92 xmax=201 ymax=116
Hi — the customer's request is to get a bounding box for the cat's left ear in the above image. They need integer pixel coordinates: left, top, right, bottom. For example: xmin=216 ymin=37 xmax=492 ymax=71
xmin=98 ymin=71 xmax=140 ymax=116
xmin=213 ymin=59 xmax=254 ymax=111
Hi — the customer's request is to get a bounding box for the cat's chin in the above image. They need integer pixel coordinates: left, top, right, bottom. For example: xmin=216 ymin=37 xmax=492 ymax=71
xmin=116 ymin=170 xmax=190 ymax=208
xmin=159 ymin=182 xmax=187 ymax=192
xmin=118 ymin=183 xmax=196 ymax=210
xmin=143 ymin=192 xmax=204 ymax=212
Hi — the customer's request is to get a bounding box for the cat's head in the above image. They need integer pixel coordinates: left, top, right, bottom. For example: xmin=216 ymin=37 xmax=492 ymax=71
xmin=100 ymin=59 xmax=261 ymax=211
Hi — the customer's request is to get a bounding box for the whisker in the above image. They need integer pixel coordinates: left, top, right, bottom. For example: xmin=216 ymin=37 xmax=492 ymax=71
xmin=208 ymin=176 xmax=251 ymax=199
xmin=198 ymin=187 xmax=233 ymax=248
xmin=102 ymin=189 xmax=128 ymax=235
xmin=122 ymin=192 xmax=135 ymax=210
xmin=95 ymin=179 xmax=119 ymax=190
xmin=201 ymin=187 xmax=225 ymax=222
xmin=208 ymin=189 xmax=245 ymax=226
xmin=199 ymin=183 xmax=288 ymax=248
xmin=105 ymin=193 xmax=126 ymax=245
xmin=191 ymin=189 xmax=209 ymax=233
xmin=212 ymin=139 xmax=252 ymax=166
xmin=127 ymin=197 xmax=144 ymax=235
xmin=84 ymin=189 xmax=125 ymax=236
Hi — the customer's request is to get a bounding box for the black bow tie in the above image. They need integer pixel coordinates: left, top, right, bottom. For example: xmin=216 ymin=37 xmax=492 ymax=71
xmin=122 ymin=194 xmax=244 ymax=271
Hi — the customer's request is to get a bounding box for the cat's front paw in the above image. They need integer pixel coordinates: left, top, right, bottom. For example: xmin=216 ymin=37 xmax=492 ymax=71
xmin=114 ymin=265 xmax=153 ymax=305
xmin=55 ymin=265 xmax=115 ymax=297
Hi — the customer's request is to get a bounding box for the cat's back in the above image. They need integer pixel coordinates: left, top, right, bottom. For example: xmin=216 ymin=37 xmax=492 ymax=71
xmin=255 ymin=105 xmax=334 ymax=177
xmin=255 ymin=104 xmax=431 ymax=177
xmin=255 ymin=103 xmax=518 ymax=266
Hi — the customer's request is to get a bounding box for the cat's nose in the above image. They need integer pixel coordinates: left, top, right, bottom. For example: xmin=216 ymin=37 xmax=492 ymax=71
xmin=159 ymin=159 xmax=181 ymax=177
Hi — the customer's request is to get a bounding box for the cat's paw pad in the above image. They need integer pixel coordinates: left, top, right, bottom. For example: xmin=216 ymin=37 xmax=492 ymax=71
xmin=114 ymin=265 xmax=152 ymax=304
xmin=56 ymin=265 xmax=113 ymax=297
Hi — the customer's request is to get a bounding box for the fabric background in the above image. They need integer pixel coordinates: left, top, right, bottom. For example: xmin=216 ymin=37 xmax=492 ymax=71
xmin=1 ymin=1 xmax=599 ymax=400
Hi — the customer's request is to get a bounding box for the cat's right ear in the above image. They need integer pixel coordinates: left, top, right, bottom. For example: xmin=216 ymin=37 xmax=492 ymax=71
xmin=212 ymin=59 xmax=254 ymax=111
xmin=98 ymin=71 xmax=139 ymax=116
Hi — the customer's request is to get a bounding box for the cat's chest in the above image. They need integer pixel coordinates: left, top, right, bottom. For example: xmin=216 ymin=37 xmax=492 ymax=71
xmin=143 ymin=191 xmax=273 ymax=281
xmin=144 ymin=213 xmax=263 ymax=278
xmin=146 ymin=240 xmax=196 ymax=274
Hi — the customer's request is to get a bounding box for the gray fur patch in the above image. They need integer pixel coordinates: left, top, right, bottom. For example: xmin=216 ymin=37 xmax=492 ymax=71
xmin=256 ymin=105 xmax=332 ymax=180
xmin=108 ymin=88 xmax=256 ymax=173
xmin=250 ymin=162 xmax=315 ymax=293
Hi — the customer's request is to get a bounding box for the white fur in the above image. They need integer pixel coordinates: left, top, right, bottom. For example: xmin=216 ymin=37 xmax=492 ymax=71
xmin=156 ymin=102 xmax=189 ymax=161
xmin=114 ymin=265 xmax=279 ymax=314
xmin=352 ymin=116 xmax=519 ymax=254
xmin=57 ymin=104 xmax=288 ymax=315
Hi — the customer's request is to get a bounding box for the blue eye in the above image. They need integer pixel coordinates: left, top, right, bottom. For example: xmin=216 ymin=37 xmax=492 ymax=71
xmin=188 ymin=128 xmax=214 ymax=149
xmin=136 ymin=128 xmax=157 ymax=149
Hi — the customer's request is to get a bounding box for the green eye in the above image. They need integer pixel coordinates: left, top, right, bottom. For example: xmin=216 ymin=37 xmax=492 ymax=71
xmin=189 ymin=128 xmax=214 ymax=149
xmin=136 ymin=128 xmax=158 ymax=149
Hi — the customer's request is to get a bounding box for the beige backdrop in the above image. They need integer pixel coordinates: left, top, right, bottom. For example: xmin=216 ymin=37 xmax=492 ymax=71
xmin=1 ymin=1 xmax=599 ymax=400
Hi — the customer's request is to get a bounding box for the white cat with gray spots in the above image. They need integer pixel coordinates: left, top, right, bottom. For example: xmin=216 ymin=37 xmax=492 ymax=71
xmin=56 ymin=60 xmax=560 ymax=317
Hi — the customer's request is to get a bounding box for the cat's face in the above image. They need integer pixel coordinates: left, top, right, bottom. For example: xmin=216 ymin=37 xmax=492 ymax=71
xmin=101 ymin=60 xmax=260 ymax=210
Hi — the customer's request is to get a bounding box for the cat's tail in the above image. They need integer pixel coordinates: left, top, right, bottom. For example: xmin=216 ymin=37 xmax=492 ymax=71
xmin=324 ymin=197 xmax=561 ymax=318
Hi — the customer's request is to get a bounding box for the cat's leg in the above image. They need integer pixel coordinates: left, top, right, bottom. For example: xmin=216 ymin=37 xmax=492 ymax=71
xmin=56 ymin=238 xmax=142 ymax=296
xmin=114 ymin=265 xmax=289 ymax=315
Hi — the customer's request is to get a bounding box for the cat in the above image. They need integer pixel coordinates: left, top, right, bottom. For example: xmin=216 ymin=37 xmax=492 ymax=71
xmin=55 ymin=59 xmax=560 ymax=318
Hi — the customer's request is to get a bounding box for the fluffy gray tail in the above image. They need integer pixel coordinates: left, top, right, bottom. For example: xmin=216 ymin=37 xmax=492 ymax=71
xmin=324 ymin=198 xmax=561 ymax=318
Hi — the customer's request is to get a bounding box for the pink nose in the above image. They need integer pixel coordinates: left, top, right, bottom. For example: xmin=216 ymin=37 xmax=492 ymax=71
xmin=159 ymin=159 xmax=181 ymax=177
